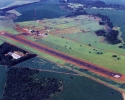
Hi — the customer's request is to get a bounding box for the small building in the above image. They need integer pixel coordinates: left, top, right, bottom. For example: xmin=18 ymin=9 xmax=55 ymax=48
xmin=8 ymin=52 xmax=21 ymax=59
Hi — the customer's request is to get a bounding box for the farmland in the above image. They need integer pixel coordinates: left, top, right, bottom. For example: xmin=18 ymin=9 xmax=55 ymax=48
xmin=35 ymin=34 xmax=125 ymax=74
xmin=15 ymin=0 xmax=68 ymax=22
xmin=0 ymin=7 xmax=125 ymax=99
xmin=15 ymin=57 xmax=125 ymax=92
xmin=15 ymin=57 xmax=77 ymax=74
xmin=1 ymin=14 xmax=125 ymax=76
xmin=0 ymin=14 xmax=125 ymax=79
xmin=14 ymin=15 xmax=125 ymax=75
xmin=38 ymin=71 xmax=123 ymax=100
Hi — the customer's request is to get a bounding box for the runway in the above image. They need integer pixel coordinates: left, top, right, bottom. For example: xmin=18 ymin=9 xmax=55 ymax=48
xmin=1 ymin=32 xmax=122 ymax=79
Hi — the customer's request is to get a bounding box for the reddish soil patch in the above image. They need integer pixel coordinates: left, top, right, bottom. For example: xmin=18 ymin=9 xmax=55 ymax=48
xmin=50 ymin=27 xmax=80 ymax=35
xmin=122 ymin=93 xmax=125 ymax=100
xmin=120 ymin=75 xmax=125 ymax=82
xmin=20 ymin=33 xmax=29 ymax=36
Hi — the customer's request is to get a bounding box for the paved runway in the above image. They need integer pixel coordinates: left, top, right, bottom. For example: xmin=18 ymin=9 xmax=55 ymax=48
xmin=2 ymin=33 xmax=122 ymax=78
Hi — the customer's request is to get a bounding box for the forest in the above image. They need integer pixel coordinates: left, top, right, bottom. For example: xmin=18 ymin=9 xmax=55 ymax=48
xmin=1 ymin=67 xmax=63 ymax=100
xmin=95 ymin=29 xmax=121 ymax=44
xmin=0 ymin=42 xmax=36 ymax=66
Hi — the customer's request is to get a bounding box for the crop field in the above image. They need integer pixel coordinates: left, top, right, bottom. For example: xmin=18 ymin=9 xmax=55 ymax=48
xmin=15 ymin=57 xmax=77 ymax=74
xmin=0 ymin=66 xmax=7 ymax=99
xmin=36 ymin=34 xmax=125 ymax=74
xmin=15 ymin=0 xmax=68 ymax=22
xmin=38 ymin=71 xmax=123 ymax=100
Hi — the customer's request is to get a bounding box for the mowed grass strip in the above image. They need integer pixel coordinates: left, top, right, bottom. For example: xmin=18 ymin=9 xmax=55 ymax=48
xmin=0 ymin=40 xmax=4 ymax=45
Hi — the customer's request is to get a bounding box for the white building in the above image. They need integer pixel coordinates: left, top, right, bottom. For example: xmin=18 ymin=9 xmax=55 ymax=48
xmin=8 ymin=52 xmax=21 ymax=59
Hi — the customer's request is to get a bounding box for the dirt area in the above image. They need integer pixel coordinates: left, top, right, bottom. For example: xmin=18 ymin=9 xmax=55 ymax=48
xmin=120 ymin=75 xmax=125 ymax=83
xmin=50 ymin=27 xmax=81 ymax=35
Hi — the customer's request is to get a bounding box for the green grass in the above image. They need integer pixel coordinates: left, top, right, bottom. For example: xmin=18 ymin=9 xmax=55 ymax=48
xmin=36 ymin=34 xmax=125 ymax=74
xmin=60 ymin=32 xmax=101 ymax=44
xmin=15 ymin=1 xmax=68 ymax=22
xmin=59 ymin=32 xmax=79 ymax=39
xmin=0 ymin=26 xmax=19 ymax=35
xmin=0 ymin=40 xmax=4 ymax=45
xmin=38 ymin=71 xmax=123 ymax=100
xmin=15 ymin=57 xmax=77 ymax=74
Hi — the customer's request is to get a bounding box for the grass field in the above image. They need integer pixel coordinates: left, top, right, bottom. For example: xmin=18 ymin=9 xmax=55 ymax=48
xmin=17 ymin=15 xmax=125 ymax=54
xmin=36 ymin=34 xmax=125 ymax=74
xmin=1 ymin=14 xmax=125 ymax=74
xmin=0 ymin=26 xmax=19 ymax=35
xmin=15 ymin=57 xmax=77 ymax=74
xmin=38 ymin=71 xmax=123 ymax=100
xmin=0 ymin=40 xmax=4 ymax=45
xmin=15 ymin=0 xmax=68 ymax=22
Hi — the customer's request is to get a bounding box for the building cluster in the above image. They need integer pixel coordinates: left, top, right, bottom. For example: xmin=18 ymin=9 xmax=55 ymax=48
xmin=67 ymin=3 xmax=84 ymax=10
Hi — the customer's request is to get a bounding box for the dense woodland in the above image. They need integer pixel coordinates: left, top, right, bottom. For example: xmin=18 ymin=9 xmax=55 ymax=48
xmin=66 ymin=10 xmax=87 ymax=17
xmin=1 ymin=68 xmax=63 ymax=100
xmin=95 ymin=29 xmax=121 ymax=44
xmin=94 ymin=14 xmax=113 ymax=28
xmin=0 ymin=42 xmax=36 ymax=66
xmin=106 ymin=30 xmax=121 ymax=44
xmin=94 ymin=14 xmax=121 ymax=44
